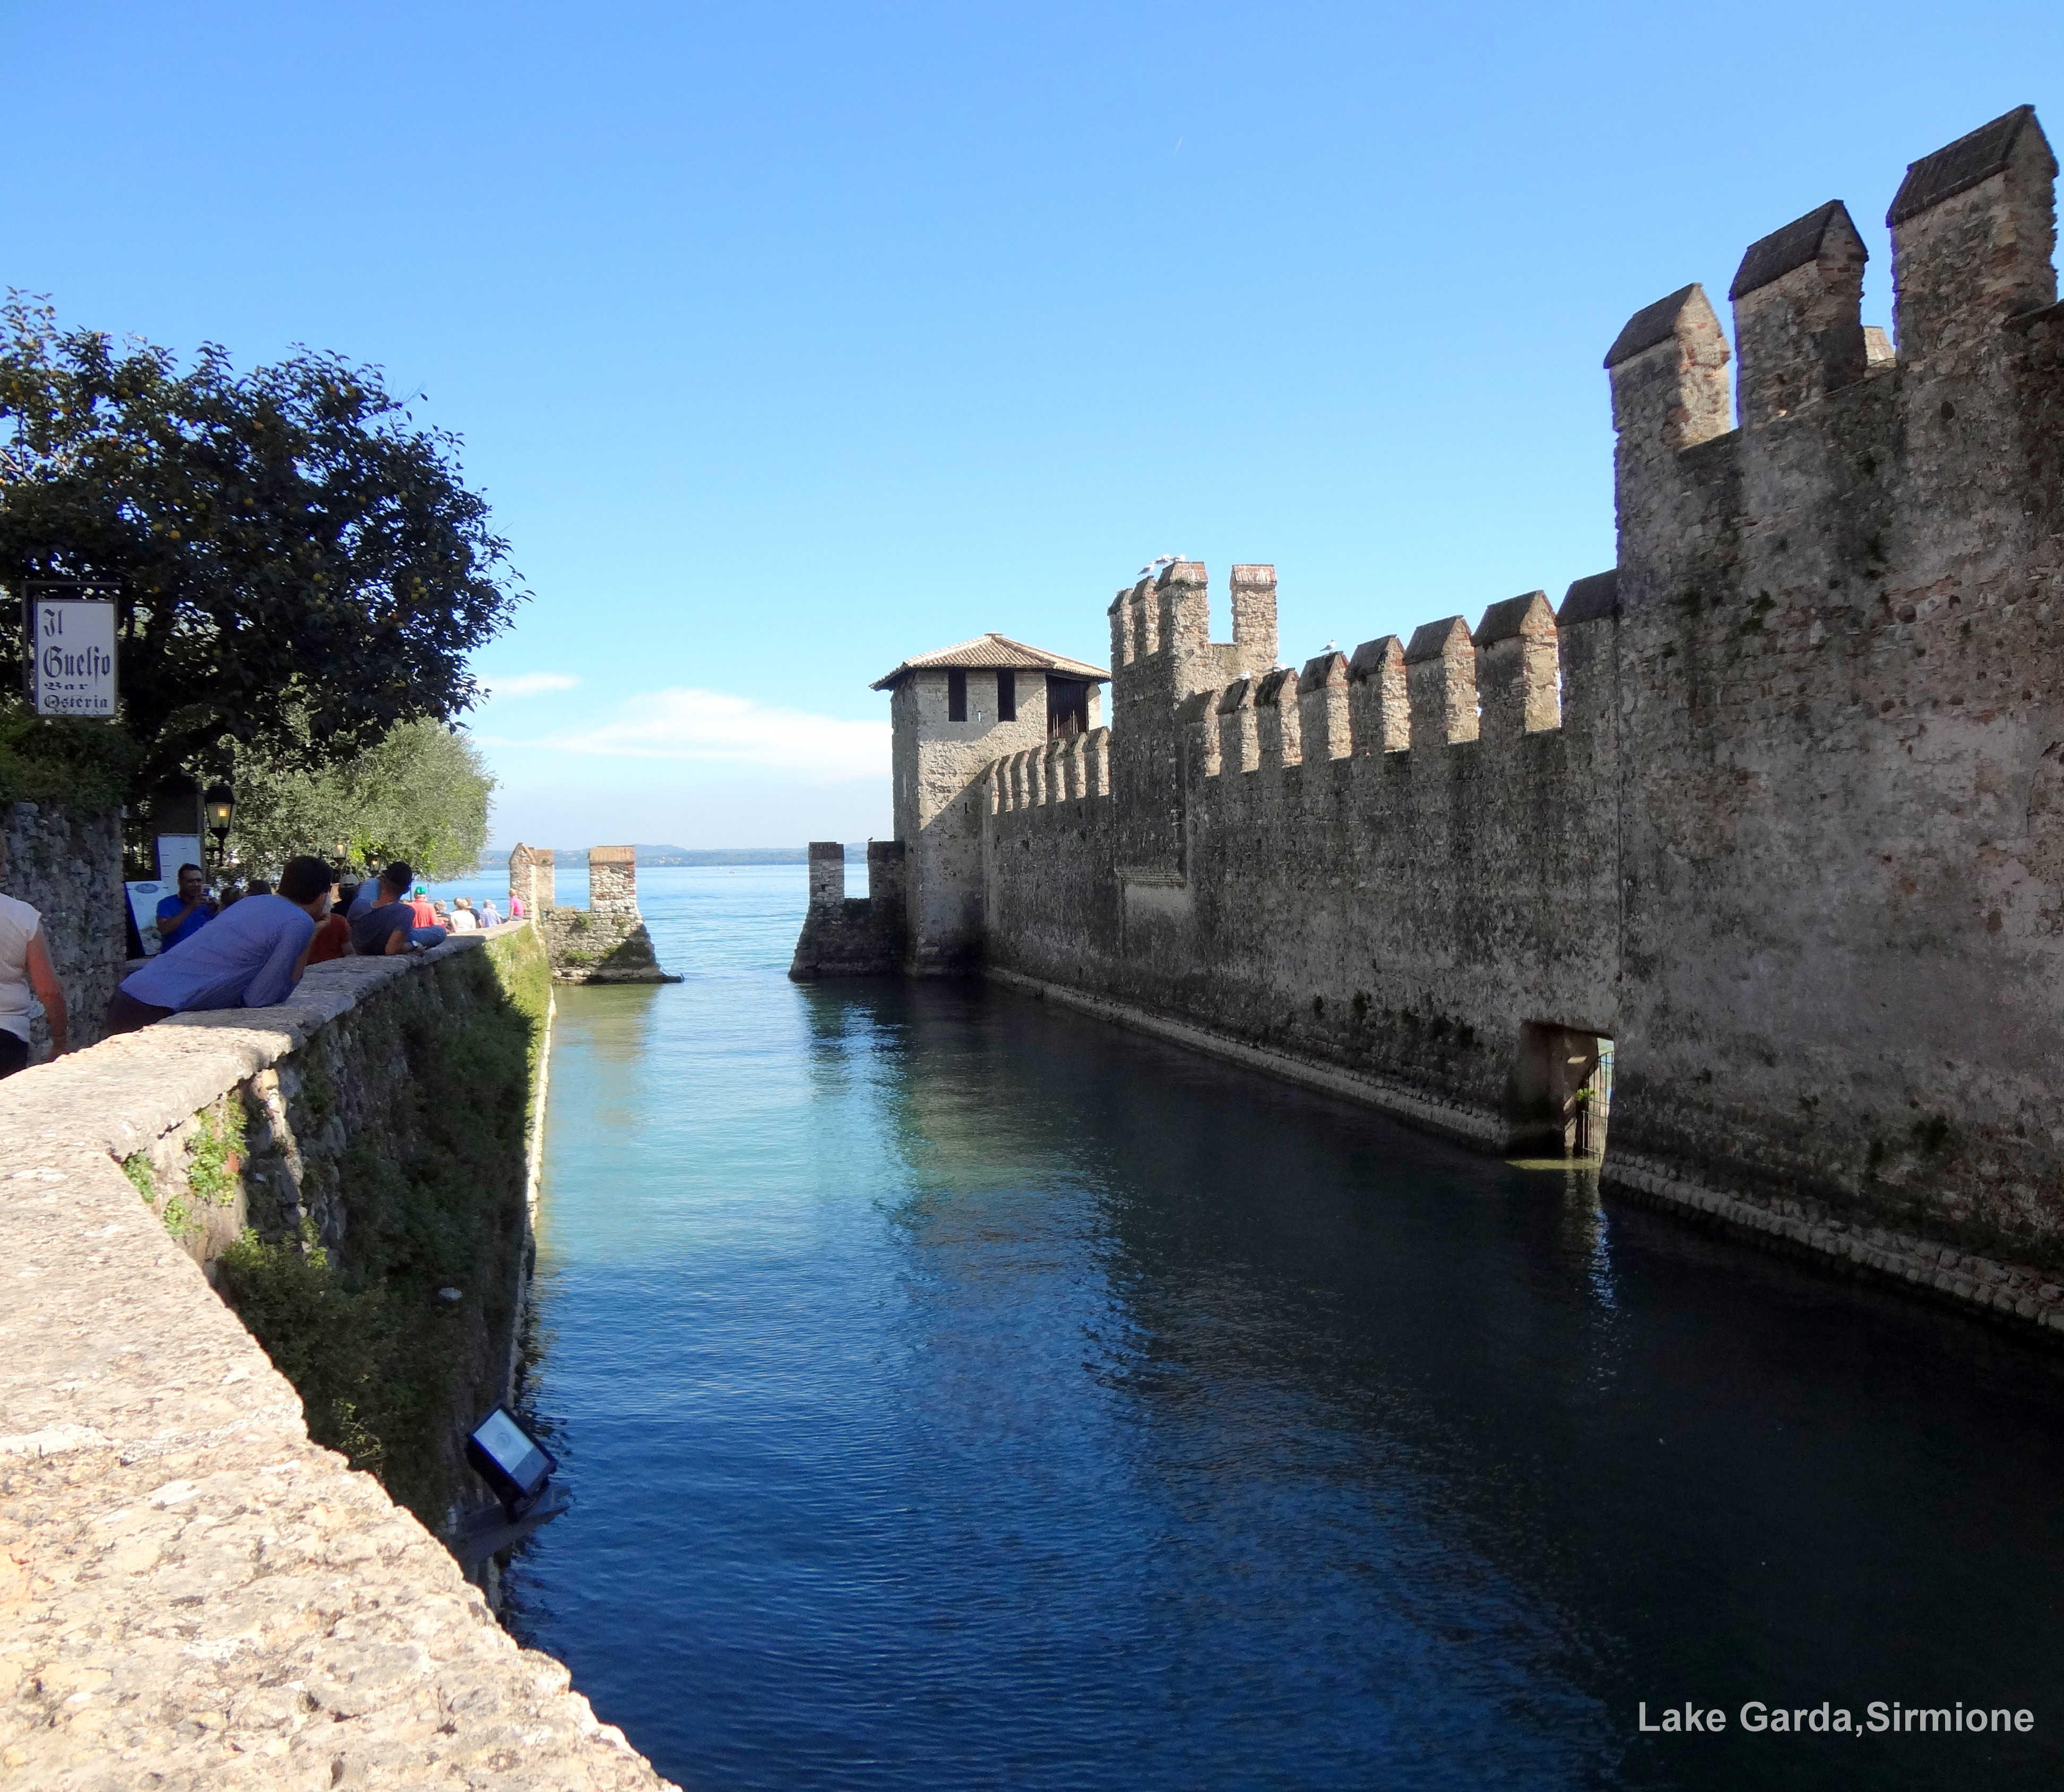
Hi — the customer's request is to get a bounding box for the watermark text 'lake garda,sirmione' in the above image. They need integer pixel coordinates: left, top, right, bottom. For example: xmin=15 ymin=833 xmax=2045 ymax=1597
xmin=1638 ymin=1702 xmax=2034 ymax=1736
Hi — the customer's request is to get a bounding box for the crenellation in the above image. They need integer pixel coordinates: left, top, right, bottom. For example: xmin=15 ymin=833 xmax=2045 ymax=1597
xmin=1889 ymin=105 xmax=2057 ymax=372
xmin=1230 ymin=564 xmax=1279 ymax=670
xmin=1256 ymin=666 xmax=1302 ymax=768
xmin=1108 ymin=589 xmax=1132 ymax=666
xmin=792 ymin=841 xmax=907 ymax=977
xmin=1217 ymin=675 xmax=1259 ymax=774
xmin=808 ymin=840 xmax=845 ymax=904
xmin=1473 ymin=592 xmax=1560 ymax=742
xmin=1086 ymin=726 xmax=1113 ymax=797
xmin=1130 ymin=582 xmax=1158 ymax=659
xmin=1161 ymin=558 xmax=1211 ymax=661
xmin=1404 ymin=616 xmax=1479 ymax=746
xmin=1298 ymin=651 xmax=1352 ymax=761
xmin=507 ymin=841 xmax=555 ymax=917
xmin=1348 ymin=634 xmax=1409 ymax=754
xmin=1063 ymin=731 xmax=1088 ymax=799
xmin=1605 ymin=283 xmax=1734 ymax=561
xmin=1730 ymin=201 xmax=1869 ymax=427
xmin=1555 ymin=572 xmax=1620 ymax=742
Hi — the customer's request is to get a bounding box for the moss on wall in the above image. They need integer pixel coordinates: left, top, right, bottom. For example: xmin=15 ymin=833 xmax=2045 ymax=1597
xmin=189 ymin=925 xmax=553 ymax=1533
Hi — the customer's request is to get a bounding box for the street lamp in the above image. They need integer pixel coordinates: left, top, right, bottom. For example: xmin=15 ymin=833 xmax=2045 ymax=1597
xmin=203 ymin=783 xmax=234 ymax=876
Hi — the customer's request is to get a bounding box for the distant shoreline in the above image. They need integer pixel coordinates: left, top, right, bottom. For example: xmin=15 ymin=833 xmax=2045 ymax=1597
xmin=474 ymin=845 xmax=869 ymax=868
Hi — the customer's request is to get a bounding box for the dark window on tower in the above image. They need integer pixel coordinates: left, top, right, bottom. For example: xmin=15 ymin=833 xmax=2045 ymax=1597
xmin=997 ymin=670 xmax=1017 ymax=722
xmin=948 ymin=669 xmax=967 ymax=722
xmin=1047 ymin=676 xmax=1090 ymax=738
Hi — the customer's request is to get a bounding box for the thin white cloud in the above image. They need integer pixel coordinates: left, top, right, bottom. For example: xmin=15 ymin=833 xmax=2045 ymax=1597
xmin=521 ymin=687 xmax=888 ymax=780
xmin=485 ymin=671 xmax=581 ymax=699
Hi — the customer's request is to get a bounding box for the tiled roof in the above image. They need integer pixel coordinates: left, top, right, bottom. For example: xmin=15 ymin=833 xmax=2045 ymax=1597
xmin=871 ymin=633 xmax=1111 ymax=691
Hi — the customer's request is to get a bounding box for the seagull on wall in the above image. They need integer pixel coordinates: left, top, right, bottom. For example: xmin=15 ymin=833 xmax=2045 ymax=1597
xmin=1136 ymin=554 xmax=1181 ymax=580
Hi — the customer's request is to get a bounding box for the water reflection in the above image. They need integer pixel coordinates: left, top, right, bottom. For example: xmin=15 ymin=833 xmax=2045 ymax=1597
xmin=511 ymin=870 xmax=2064 ymax=1792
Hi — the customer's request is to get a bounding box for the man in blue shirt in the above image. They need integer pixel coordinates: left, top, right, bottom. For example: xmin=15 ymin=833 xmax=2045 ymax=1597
xmin=154 ymin=863 xmax=215 ymax=953
xmin=106 ymin=855 xmax=335 ymax=1035
xmin=346 ymin=869 xmax=387 ymax=921
xmin=349 ymin=861 xmax=447 ymax=955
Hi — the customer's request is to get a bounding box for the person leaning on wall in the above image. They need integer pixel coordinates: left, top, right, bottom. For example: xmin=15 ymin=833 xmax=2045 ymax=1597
xmin=0 ymin=890 xmax=68 ymax=1077
xmin=349 ymin=861 xmax=448 ymax=956
xmin=307 ymin=878 xmax=353 ymax=964
xmin=103 ymin=855 xmax=336 ymax=1036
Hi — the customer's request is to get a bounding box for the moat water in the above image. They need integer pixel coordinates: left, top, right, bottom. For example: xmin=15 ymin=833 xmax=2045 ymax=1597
xmin=508 ymin=866 xmax=2064 ymax=1791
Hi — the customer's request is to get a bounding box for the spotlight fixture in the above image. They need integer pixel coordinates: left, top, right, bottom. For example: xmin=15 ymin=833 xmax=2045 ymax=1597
xmin=465 ymin=1405 xmax=558 ymax=1519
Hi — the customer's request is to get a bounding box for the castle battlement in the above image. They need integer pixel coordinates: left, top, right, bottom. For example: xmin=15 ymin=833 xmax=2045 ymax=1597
xmin=1184 ymin=579 xmax=1613 ymax=780
xmin=801 ymin=108 xmax=2064 ymax=1324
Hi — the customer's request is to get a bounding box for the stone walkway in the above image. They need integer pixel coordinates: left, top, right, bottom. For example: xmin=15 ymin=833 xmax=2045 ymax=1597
xmin=0 ymin=942 xmax=675 ymax=1790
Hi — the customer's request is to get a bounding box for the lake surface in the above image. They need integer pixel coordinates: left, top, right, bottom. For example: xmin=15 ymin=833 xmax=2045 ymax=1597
xmin=509 ymin=865 xmax=2064 ymax=1791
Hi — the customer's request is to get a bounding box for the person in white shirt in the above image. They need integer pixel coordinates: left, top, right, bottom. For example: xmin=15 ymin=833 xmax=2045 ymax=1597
xmin=0 ymin=892 xmax=69 ymax=1078
xmin=447 ymin=898 xmax=481 ymax=933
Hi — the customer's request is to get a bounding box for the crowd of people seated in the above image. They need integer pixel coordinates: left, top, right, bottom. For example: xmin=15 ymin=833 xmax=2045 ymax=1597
xmin=0 ymin=856 xmax=526 ymax=1075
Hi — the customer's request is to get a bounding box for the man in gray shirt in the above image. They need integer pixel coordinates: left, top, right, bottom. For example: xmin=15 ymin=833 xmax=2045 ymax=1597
xmin=106 ymin=856 xmax=335 ymax=1035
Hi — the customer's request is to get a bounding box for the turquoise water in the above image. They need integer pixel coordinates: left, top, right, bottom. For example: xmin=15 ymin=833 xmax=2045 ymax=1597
xmin=511 ymin=866 xmax=2064 ymax=1791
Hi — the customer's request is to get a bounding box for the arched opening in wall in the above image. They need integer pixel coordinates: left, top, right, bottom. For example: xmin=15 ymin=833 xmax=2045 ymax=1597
xmin=1508 ymin=1022 xmax=1614 ymax=1162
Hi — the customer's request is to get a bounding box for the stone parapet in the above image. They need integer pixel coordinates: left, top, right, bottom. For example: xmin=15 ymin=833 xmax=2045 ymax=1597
xmin=0 ymin=928 xmax=676 ymax=1789
xmin=508 ymin=844 xmax=677 ymax=984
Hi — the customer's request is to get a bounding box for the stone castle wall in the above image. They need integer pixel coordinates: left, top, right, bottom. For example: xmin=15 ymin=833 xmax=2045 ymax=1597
xmin=507 ymin=842 xmax=676 ymax=984
xmin=981 ymin=573 xmax=1621 ymax=1151
xmin=810 ymin=108 xmax=2064 ymax=1323
xmin=1 ymin=800 xmax=126 ymax=1055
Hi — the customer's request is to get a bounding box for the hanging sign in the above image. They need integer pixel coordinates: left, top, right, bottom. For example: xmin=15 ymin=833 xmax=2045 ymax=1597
xmin=25 ymin=592 xmax=118 ymax=717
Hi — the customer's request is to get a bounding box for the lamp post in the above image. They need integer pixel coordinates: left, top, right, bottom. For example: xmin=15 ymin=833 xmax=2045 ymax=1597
xmin=203 ymin=783 xmax=234 ymax=878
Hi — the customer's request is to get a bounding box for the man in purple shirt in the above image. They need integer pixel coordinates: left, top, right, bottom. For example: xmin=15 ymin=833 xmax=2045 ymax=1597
xmin=106 ymin=856 xmax=335 ymax=1035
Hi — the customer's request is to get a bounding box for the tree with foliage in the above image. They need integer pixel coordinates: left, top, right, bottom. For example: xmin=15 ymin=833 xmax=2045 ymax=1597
xmin=0 ymin=295 xmax=523 ymax=802
xmin=227 ymin=718 xmax=496 ymax=882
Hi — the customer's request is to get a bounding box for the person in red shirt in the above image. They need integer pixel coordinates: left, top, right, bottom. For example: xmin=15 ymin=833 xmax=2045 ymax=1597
xmin=408 ymin=885 xmax=438 ymax=930
xmin=307 ymin=881 xmax=352 ymax=963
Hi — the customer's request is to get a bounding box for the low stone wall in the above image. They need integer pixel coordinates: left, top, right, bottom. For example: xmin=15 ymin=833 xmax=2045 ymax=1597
xmin=0 ymin=928 xmax=675 ymax=1790
xmin=1 ymin=800 xmax=126 ymax=1056
xmin=790 ymin=841 xmax=907 ymax=978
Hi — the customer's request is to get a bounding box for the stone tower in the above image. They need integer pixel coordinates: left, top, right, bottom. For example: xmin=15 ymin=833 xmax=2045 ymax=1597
xmin=873 ymin=633 xmax=1109 ymax=971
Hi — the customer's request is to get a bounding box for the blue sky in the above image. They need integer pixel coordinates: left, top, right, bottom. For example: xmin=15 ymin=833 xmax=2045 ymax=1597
xmin=5 ymin=3 xmax=2059 ymax=846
